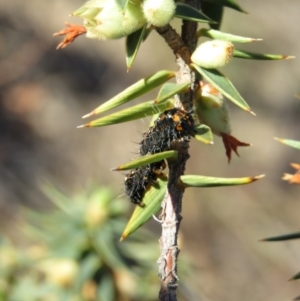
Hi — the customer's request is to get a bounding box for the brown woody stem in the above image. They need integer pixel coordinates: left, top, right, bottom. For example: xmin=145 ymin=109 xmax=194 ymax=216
xmin=156 ymin=1 xmax=201 ymax=301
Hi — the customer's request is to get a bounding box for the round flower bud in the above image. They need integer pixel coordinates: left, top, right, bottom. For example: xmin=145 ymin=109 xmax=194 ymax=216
xmin=194 ymin=81 xmax=250 ymax=162
xmin=142 ymin=0 xmax=176 ymax=27
xmin=73 ymin=0 xmax=146 ymax=40
xmin=194 ymin=81 xmax=231 ymax=136
xmin=191 ymin=40 xmax=234 ymax=69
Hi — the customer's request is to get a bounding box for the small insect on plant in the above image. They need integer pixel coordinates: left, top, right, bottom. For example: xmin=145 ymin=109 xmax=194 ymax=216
xmin=54 ymin=0 xmax=293 ymax=300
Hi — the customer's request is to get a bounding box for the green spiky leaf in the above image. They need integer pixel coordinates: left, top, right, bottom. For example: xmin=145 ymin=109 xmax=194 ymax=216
xmin=274 ymin=137 xmax=300 ymax=150
xmin=261 ymin=232 xmax=300 ymax=242
xmin=191 ymin=64 xmax=253 ymax=113
xmin=201 ymin=2 xmax=223 ymax=29
xmin=155 ymin=82 xmax=190 ymax=104
xmin=233 ymin=49 xmax=294 ymax=60
xmin=126 ymin=25 xmax=148 ymax=71
xmin=175 ymin=3 xmax=216 ymax=23
xmin=82 ymin=70 xmax=176 ymax=118
xmin=121 ymin=175 xmax=168 ymax=240
xmin=180 ymin=174 xmax=264 ymax=188
xmin=197 ymin=28 xmax=262 ymax=43
xmin=194 ymin=124 xmax=214 ymax=144
xmin=79 ymin=99 xmax=174 ymax=128
xmin=113 ymin=151 xmax=177 ymax=171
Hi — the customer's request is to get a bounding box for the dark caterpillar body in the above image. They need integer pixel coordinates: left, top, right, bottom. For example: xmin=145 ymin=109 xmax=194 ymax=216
xmin=125 ymin=108 xmax=195 ymax=205
xmin=140 ymin=108 xmax=195 ymax=156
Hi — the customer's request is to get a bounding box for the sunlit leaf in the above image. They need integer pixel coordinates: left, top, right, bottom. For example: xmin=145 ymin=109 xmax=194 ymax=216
xmin=197 ymin=28 xmax=262 ymax=43
xmin=126 ymin=25 xmax=148 ymax=71
xmin=194 ymin=124 xmax=214 ymax=144
xmin=191 ymin=64 xmax=253 ymax=113
xmin=234 ymin=49 xmax=295 ymax=60
xmin=180 ymin=174 xmax=264 ymax=188
xmin=113 ymin=151 xmax=177 ymax=171
xmin=261 ymin=232 xmax=300 ymax=242
xmin=274 ymin=137 xmax=300 ymax=150
xmin=154 ymin=82 xmax=190 ymax=104
xmin=82 ymin=70 xmax=176 ymax=118
xmin=175 ymin=3 xmax=216 ymax=23
xmin=121 ymin=175 xmax=168 ymax=240
xmin=78 ymin=99 xmax=174 ymax=128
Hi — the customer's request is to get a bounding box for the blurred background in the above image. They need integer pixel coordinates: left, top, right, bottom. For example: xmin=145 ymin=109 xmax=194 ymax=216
xmin=0 ymin=0 xmax=300 ymax=300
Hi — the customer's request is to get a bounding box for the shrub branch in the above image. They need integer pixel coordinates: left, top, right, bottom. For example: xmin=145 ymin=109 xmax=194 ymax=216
xmin=156 ymin=1 xmax=201 ymax=300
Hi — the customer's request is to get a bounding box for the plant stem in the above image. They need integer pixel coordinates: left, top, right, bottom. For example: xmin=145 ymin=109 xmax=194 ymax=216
xmin=156 ymin=1 xmax=200 ymax=300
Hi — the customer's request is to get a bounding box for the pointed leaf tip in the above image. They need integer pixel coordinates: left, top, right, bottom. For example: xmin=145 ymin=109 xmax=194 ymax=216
xmin=261 ymin=232 xmax=300 ymax=242
xmin=289 ymin=271 xmax=300 ymax=281
xmin=82 ymin=111 xmax=95 ymax=119
xmin=252 ymin=174 xmax=265 ymax=181
xmin=234 ymin=50 xmax=295 ymax=60
xmin=196 ymin=28 xmax=262 ymax=43
xmin=248 ymin=109 xmax=256 ymax=116
xmin=274 ymin=137 xmax=300 ymax=150
xmin=180 ymin=174 xmax=263 ymax=188
xmin=284 ymin=55 xmax=295 ymax=60
xmin=126 ymin=25 xmax=148 ymax=70
xmin=85 ymin=99 xmax=174 ymax=128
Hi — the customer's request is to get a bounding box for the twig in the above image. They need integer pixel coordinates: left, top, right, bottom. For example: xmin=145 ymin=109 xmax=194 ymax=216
xmin=155 ymin=1 xmax=201 ymax=300
xmin=157 ymin=140 xmax=190 ymax=301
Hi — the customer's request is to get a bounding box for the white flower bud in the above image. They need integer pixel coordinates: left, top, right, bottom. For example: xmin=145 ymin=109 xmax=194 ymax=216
xmin=73 ymin=0 xmax=146 ymax=40
xmin=142 ymin=0 xmax=176 ymax=27
xmin=194 ymin=81 xmax=231 ymax=136
xmin=194 ymin=81 xmax=250 ymax=162
xmin=191 ymin=40 xmax=234 ymax=69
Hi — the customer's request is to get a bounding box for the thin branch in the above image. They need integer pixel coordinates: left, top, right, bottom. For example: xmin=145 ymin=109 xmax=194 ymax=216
xmin=157 ymin=140 xmax=190 ymax=301
xmin=156 ymin=2 xmax=201 ymax=300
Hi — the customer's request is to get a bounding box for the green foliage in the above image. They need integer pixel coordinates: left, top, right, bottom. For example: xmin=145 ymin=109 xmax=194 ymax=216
xmin=0 ymin=186 xmax=193 ymax=301
xmin=68 ymin=0 xmax=293 ymax=234
xmin=53 ymin=1 xmax=298 ymax=299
